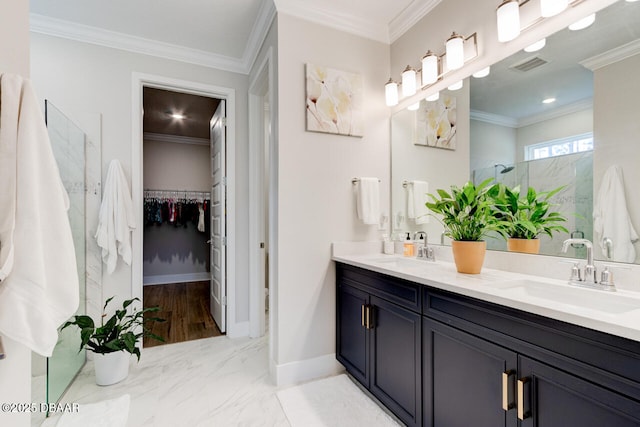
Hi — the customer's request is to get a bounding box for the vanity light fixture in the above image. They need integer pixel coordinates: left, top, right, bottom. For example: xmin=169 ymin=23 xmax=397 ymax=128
xmin=497 ymin=0 xmax=521 ymax=42
xmin=426 ymin=92 xmax=440 ymax=102
xmin=421 ymin=51 xmax=439 ymax=86
xmin=402 ymin=65 xmax=417 ymax=97
xmin=385 ymin=78 xmax=399 ymax=106
xmin=542 ymin=97 xmax=556 ymax=104
xmin=448 ymin=80 xmax=463 ymax=91
xmin=524 ymin=38 xmax=546 ymax=52
xmin=408 ymin=102 xmax=420 ymax=111
xmin=568 ymin=13 xmax=595 ymax=30
xmin=445 ymin=32 xmax=465 ymax=70
xmin=541 ymin=0 xmax=568 ymax=17
xmin=472 ymin=66 xmax=491 ymax=78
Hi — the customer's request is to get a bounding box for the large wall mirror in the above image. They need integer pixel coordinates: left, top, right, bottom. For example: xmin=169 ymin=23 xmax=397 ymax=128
xmin=391 ymin=0 xmax=640 ymax=264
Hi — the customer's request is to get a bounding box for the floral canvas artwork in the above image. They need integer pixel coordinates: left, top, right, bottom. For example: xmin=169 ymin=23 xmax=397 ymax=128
xmin=305 ymin=64 xmax=363 ymax=137
xmin=414 ymin=95 xmax=457 ymax=150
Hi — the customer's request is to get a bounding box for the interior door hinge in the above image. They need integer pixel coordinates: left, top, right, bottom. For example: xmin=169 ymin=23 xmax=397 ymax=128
xmin=222 ymin=296 xmax=227 ymax=306
xmin=222 ymin=236 xmax=227 ymax=246
xmin=222 ymin=176 xmax=228 ymax=185
xmin=222 ymin=117 xmax=227 ymax=126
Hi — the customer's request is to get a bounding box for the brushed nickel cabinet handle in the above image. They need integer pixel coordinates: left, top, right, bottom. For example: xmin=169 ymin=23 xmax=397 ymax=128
xmin=517 ymin=377 xmax=531 ymax=420
xmin=502 ymin=370 xmax=515 ymax=411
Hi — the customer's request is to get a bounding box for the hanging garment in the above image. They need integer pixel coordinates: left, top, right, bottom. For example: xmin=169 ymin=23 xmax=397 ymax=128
xmin=0 ymin=73 xmax=79 ymax=356
xmin=95 ymin=159 xmax=136 ymax=274
xmin=197 ymin=203 xmax=205 ymax=232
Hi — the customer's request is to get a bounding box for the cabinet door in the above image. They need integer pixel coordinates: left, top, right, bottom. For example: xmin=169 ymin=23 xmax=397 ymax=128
xmin=518 ymin=356 xmax=640 ymax=427
xmin=423 ymin=318 xmax=518 ymax=427
xmin=336 ymin=282 xmax=369 ymax=386
xmin=370 ymin=296 xmax=422 ymax=427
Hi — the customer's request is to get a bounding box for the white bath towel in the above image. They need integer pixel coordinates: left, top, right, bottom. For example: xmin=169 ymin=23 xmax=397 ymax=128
xmin=407 ymin=180 xmax=430 ymax=225
xmin=95 ymin=159 xmax=136 ymax=274
xmin=594 ymin=164 xmax=638 ymax=263
xmin=355 ymin=177 xmax=380 ymax=225
xmin=0 ymin=73 xmax=79 ymax=357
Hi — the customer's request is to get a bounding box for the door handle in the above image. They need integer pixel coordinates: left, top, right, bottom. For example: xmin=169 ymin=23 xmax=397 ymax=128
xmin=366 ymin=305 xmax=374 ymax=329
xmin=361 ymin=304 xmax=366 ymax=328
xmin=517 ymin=377 xmax=531 ymax=420
xmin=502 ymin=370 xmax=515 ymax=411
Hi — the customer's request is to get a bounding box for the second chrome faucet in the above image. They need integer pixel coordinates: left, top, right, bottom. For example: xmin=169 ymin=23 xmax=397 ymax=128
xmin=562 ymin=238 xmax=615 ymax=291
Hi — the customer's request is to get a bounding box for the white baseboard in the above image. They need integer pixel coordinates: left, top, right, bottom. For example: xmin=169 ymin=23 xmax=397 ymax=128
xmin=143 ymin=272 xmax=210 ymax=285
xmin=227 ymin=321 xmax=250 ymax=338
xmin=275 ymin=353 xmax=345 ymax=387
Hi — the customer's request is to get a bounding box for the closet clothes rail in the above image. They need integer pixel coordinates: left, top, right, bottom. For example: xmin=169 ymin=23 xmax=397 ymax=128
xmin=143 ymin=189 xmax=211 ymax=233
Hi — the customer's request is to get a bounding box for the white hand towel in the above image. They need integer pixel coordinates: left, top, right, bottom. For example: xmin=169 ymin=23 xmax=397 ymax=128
xmin=407 ymin=181 xmax=430 ymax=225
xmin=95 ymin=159 xmax=136 ymax=274
xmin=356 ymin=178 xmax=380 ymax=225
xmin=593 ymin=164 xmax=638 ymax=263
xmin=0 ymin=73 xmax=79 ymax=357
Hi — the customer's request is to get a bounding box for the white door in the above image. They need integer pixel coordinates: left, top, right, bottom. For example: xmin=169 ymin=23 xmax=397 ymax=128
xmin=210 ymin=100 xmax=226 ymax=333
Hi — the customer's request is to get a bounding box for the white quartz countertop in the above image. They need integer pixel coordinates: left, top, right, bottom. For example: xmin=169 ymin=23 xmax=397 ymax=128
xmin=333 ymin=253 xmax=640 ymax=343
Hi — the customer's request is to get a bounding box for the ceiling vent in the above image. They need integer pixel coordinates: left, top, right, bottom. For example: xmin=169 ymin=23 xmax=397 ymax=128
xmin=510 ymin=56 xmax=549 ymax=72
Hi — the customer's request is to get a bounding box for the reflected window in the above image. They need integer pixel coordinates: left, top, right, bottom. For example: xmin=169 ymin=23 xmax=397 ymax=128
xmin=525 ymin=132 xmax=593 ymax=160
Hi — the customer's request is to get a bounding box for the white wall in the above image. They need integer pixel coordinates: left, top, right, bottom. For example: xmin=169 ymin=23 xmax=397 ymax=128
xmin=143 ymin=140 xmax=210 ymax=191
xmin=30 ymin=33 xmax=252 ymax=325
xmin=275 ymin=13 xmax=390 ymax=380
xmin=470 ymin=119 xmax=517 ymax=174
xmin=0 ymin=1 xmax=31 ymax=425
xmin=593 ymin=53 xmax=640 ymax=263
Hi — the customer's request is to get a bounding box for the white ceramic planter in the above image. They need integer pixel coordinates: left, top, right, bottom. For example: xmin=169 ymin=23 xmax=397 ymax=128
xmin=93 ymin=351 xmax=130 ymax=386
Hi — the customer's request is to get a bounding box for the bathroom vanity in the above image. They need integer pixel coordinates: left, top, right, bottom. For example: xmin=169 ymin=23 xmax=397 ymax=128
xmin=334 ymin=255 xmax=640 ymax=427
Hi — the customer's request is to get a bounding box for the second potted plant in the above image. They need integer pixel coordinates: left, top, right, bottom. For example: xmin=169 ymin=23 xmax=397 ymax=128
xmin=62 ymin=297 xmax=165 ymax=386
xmin=426 ymin=179 xmax=499 ymax=274
xmin=489 ymin=184 xmax=569 ymax=254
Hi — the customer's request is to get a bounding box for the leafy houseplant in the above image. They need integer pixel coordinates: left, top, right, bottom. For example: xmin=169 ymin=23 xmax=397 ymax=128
xmin=489 ymin=184 xmax=569 ymax=254
xmin=62 ymin=297 xmax=164 ymax=385
xmin=426 ymin=179 xmax=499 ymax=273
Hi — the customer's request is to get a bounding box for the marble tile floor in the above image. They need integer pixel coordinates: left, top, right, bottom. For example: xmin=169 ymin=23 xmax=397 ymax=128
xmin=39 ymin=334 xmax=291 ymax=426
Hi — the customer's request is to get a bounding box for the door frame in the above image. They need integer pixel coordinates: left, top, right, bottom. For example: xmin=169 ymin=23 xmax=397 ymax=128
xmin=131 ymin=72 xmax=238 ymax=337
xmin=248 ymin=47 xmax=275 ymax=342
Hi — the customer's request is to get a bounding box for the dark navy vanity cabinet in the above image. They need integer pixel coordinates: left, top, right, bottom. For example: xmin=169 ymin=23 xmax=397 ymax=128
xmin=336 ymin=263 xmax=640 ymax=427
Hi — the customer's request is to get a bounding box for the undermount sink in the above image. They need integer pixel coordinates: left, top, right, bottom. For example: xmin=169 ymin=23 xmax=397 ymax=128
xmin=368 ymin=257 xmax=433 ymax=268
xmin=498 ymin=279 xmax=640 ymax=314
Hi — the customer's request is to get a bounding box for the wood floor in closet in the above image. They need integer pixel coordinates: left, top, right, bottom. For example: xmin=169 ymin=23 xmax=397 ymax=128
xmin=143 ymin=281 xmax=223 ymax=347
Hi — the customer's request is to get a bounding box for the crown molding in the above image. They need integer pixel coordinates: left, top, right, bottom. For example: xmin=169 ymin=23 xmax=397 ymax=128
xmin=580 ymin=38 xmax=640 ymax=71
xmin=30 ymin=13 xmax=249 ymax=74
xmin=518 ymin=98 xmax=593 ymax=128
xmin=143 ymin=132 xmax=209 ymax=146
xmin=389 ymin=0 xmax=443 ymax=43
xmin=470 ymin=110 xmax=519 ymax=128
xmin=274 ymin=0 xmax=389 ymax=43
xmin=243 ymin=0 xmax=277 ymax=72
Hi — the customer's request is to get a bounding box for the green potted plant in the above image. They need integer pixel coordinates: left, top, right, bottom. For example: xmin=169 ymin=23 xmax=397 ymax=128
xmin=62 ymin=296 xmax=164 ymax=386
xmin=489 ymin=184 xmax=569 ymax=254
xmin=426 ymin=179 xmax=499 ymax=273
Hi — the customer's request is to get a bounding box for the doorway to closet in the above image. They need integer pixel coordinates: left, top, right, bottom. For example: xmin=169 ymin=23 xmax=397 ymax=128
xmin=141 ymin=87 xmax=224 ymax=347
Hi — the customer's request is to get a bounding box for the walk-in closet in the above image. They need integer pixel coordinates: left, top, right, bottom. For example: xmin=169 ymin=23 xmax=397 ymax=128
xmin=141 ymin=87 xmax=223 ymax=346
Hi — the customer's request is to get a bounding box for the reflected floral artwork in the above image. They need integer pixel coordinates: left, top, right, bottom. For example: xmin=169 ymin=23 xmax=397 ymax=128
xmin=305 ymin=64 xmax=363 ymax=137
xmin=415 ymin=95 xmax=457 ymax=150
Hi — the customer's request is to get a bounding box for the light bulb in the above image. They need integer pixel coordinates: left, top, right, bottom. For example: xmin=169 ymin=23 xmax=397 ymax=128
xmin=540 ymin=0 xmax=568 ymax=17
xmin=445 ymin=33 xmax=465 ymax=70
xmin=524 ymin=38 xmax=546 ymax=52
xmin=448 ymin=80 xmax=463 ymax=91
xmin=497 ymin=0 xmax=521 ymax=43
xmin=421 ymin=51 xmax=439 ymax=86
xmin=385 ymin=78 xmax=398 ymax=106
xmin=472 ymin=67 xmax=491 ymax=78
xmin=569 ymin=14 xmax=595 ymax=31
xmin=402 ymin=66 xmax=417 ymax=97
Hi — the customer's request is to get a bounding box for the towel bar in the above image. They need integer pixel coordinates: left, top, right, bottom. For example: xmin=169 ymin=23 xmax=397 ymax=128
xmin=402 ymin=180 xmax=415 ymax=188
xmin=351 ymin=178 xmax=381 ymax=185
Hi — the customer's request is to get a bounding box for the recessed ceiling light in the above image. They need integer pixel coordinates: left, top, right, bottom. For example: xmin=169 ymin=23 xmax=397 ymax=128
xmin=569 ymin=13 xmax=596 ymax=31
xmin=542 ymin=97 xmax=556 ymax=104
xmin=170 ymin=113 xmax=186 ymax=120
xmin=524 ymin=38 xmax=546 ymax=53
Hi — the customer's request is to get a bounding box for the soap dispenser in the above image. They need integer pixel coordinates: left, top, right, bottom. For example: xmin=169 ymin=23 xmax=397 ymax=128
xmin=403 ymin=232 xmax=414 ymax=257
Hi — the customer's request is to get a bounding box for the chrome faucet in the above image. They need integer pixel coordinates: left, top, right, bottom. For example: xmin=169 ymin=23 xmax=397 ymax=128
xmin=414 ymin=232 xmax=435 ymax=262
xmin=561 ymin=238 xmax=615 ymax=291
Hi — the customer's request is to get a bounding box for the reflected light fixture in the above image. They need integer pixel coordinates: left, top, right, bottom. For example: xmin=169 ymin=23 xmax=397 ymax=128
xmin=170 ymin=113 xmax=186 ymax=120
xmin=524 ymin=38 xmax=546 ymax=52
xmin=426 ymin=92 xmax=440 ymax=102
xmin=421 ymin=51 xmax=439 ymax=86
xmin=385 ymin=78 xmax=399 ymax=106
xmin=542 ymin=97 xmax=556 ymax=104
xmin=445 ymin=33 xmax=465 ymax=70
xmin=626 ymin=0 xmax=639 ymax=2
xmin=402 ymin=65 xmax=417 ymax=97
xmin=448 ymin=80 xmax=463 ymax=91
xmin=541 ymin=0 xmax=568 ymax=17
xmin=569 ymin=13 xmax=595 ymax=30
xmin=497 ymin=0 xmax=521 ymax=42
xmin=408 ymin=102 xmax=420 ymax=111
xmin=472 ymin=66 xmax=491 ymax=78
